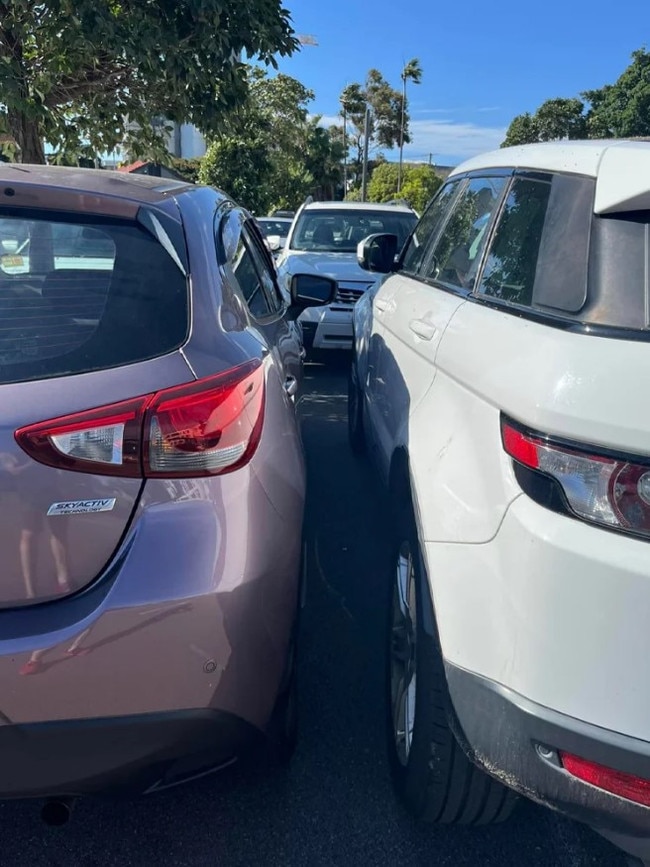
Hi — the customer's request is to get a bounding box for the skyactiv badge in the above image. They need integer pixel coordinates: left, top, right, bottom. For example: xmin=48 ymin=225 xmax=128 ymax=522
xmin=47 ymin=499 xmax=117 ymax=516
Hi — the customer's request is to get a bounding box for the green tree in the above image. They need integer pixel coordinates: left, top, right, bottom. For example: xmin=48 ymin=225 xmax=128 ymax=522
xmin=367 ymin=162 xmax=441 ymax=213
xmin=0 ymin=1 xmax=297 ymax=164
xmin=199 ymin=137 xmax=273 ymax=215
xmin=398 ymin=59 xmax=422 ymax=192
xmin=400 ymin=165 xmax=442 ymax=213
xmin=341 ymin=69 xmax=413 ymax=185
xmin=170 ymin=158 xmax=202 ymax=184
xmin=535 ymin=98 xmax=587 ymax=141
xmin=304 ymin=119 xmax=345 ymax=200
xmin=584 ymin=48 xmax=650 ymax=138
xmin=200 ymin=67 xmax=343 ymax=212
xmin=501 ymin=112 xmax=539 ymax=147
xmin=502 ymin=98 xmax=586 ymax=147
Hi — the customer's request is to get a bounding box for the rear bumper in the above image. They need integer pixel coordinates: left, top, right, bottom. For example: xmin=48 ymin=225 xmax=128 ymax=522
xmin=0 ymin=709 xmax=258 ymax=798
xmin=446 ymin=662 xmax=650 ymax=838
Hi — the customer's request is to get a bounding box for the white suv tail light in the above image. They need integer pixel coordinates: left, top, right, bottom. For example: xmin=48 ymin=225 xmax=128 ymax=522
xmin=502 ymin=416 xmax=650 ymax=539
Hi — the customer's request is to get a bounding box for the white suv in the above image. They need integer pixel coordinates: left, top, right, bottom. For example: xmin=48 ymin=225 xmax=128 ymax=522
xmin=275 ymin=200 xmax=417 ymax=356
xmin=349 ymin=140 xmax=650 ymax=861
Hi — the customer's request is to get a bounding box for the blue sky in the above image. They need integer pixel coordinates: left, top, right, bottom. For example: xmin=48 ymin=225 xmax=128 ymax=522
xmin=275 ymin=0 xmax=647 ymax=167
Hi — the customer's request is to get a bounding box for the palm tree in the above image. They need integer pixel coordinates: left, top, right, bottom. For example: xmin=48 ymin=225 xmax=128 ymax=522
xmin=397 ymin=58 xmax=422 ymax=193
xmin=340 ymin=84 xmax=366 ymax=196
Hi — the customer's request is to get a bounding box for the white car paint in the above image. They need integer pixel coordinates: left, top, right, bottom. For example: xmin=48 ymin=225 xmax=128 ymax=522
xmin=354 ymin=140 xmax=650 ymax=833
xmin=277 ymin=201 xmax=417 ymax=353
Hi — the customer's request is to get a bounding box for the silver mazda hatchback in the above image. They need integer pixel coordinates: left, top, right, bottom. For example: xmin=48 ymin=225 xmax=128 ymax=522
xmin=0 ymin=165 xmax=334 ymax=813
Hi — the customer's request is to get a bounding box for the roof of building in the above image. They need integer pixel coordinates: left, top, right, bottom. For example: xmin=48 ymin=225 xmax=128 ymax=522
xmin=117 ymin=160 xmax=148 ymax=173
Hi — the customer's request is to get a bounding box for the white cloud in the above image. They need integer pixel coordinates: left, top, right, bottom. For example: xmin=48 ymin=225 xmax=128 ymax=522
xmin=401 ymin=119 xmax=507 ymax=163
xmin=314 ymin=114 xmax=341 ymax=127
xmin=312 ymin=112 xmax=507 ymax=166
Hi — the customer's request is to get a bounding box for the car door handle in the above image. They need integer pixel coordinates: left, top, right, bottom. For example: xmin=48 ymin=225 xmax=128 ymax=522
xmin=284 ymin=375 xmax=298 ymax=397
xmin=375 ymin=299 xmax=389 ymax=313
xmin=409 ymin=319 xmax=437 ymax=341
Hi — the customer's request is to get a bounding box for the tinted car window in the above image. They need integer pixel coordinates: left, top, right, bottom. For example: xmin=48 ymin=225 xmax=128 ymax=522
xmin=422 ymin=177 xmax=507 ymax=290
xmin=242 ymin=224 xmax=283 ymax=315
xmin=530 ymin=173 xmax=593 ymax=313
xmin=478 ymin=178 xmax=551 ymax=307
xmin=401 ymin=181 xmax=461 ymax=274
xmin=0 ymin=214 xmax=188 ymax=385
xmin=219 ymin=209 xmax=279 ymax=319
xmin=587 ymin=212 xmax=649 ymax=330
xmin=290 ymin=209 xmax=417 ymax=253
xmin=257 ymin=219 xmax=292 ymax=238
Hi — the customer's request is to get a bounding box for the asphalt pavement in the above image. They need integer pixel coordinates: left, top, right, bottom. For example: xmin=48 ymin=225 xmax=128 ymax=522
xmin=0 ymin=362 xmax=627 ymax=866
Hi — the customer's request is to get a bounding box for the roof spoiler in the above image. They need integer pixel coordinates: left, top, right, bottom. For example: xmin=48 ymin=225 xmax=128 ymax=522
xmin=594 ymin=146 xmax=650 ymax=214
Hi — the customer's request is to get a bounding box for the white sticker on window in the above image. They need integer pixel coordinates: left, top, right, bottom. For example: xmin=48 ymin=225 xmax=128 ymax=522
xmin=47 ymin=498 xmax=116 ymax=516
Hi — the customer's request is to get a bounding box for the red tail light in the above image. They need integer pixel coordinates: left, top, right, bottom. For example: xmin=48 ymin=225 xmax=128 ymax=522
xmin=560 ymin=752 xmax=650 ymax=808
xmin=15 ymin=360 xmax=265 ymax=478
xmin=501 ymin=417 xmax=650 ymax=539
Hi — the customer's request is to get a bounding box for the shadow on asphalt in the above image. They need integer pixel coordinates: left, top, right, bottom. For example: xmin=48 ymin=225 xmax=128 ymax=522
xmin=0 ymin=361 xmax=627 ymax=866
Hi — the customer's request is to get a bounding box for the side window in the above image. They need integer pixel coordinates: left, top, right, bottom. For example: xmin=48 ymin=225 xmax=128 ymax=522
xmin=401 ymin=181 xmax=460 ymax=274
xmin=478 ymin=177 xmax=552 ymax=307
xmin=421 ymin=176 xmax=507 ymax=290
xmin=218 ymin=208 xmax=280 ymax=320
xmin=242 ymin=223 xmax=283 ymax=315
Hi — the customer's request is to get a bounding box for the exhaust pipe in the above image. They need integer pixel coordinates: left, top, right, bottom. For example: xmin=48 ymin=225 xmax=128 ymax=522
xmin=41 ymin=797 xmax=75 ymax=826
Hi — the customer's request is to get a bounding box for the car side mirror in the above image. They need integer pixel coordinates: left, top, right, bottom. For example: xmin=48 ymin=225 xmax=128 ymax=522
xmin=286 ymin=273 xmax=337 ymax=320
xmin=266 ymin=234 xmax=282 ymax=252
xmin=357 ymin=233 xmax=398 ymax=274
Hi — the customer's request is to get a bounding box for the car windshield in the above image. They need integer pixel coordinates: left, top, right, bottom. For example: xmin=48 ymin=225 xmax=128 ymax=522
xmin=257 ymin=219 xmax=292 ymax=238
xmin=290 ymin=208 xmax=418 ymax=253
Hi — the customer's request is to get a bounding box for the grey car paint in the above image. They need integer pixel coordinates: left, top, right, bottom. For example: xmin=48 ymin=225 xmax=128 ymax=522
xmin=0 ymin=165 xmax=312 ymax=796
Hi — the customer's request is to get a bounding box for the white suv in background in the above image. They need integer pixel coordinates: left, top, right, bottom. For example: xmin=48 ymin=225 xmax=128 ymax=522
xmin=349 ymin=140 xmax=650 ymax=862
xmin=275 ymin=200 xmax=417 ymax=356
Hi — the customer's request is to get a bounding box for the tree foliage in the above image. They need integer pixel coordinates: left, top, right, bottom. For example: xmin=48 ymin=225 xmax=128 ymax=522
xmin=502 ymin=98 xmax=587 ymax=147
xmin=340 ymin=69 xmax=412 ymax=176
xmin=367 ymin=162 xmax=441 ymax=213
xmin=585 ymin=48 xmax=650 ymax=138
xmin=0 ymin=0 xmax=298 ymax=164
xmin=199 ymin=137 xmax=273 ymax=215
xmin=199 ymin=67 xmax=343 ymax=213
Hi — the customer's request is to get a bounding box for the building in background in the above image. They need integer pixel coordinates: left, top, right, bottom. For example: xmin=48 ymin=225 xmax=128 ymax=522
xmin=165 ymin=123 xmax=206 ymax=159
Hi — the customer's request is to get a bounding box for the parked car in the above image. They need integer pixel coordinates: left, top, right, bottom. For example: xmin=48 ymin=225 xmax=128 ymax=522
xmin=348 ymin=140 xmax=650 ymax=862
xmin=256 ymin=216 xmax=294 ymax=257
xmin=276 ymin=201 xmax=418 ymax=356
xmin=0 ymin=164 xmax=335 ymax=818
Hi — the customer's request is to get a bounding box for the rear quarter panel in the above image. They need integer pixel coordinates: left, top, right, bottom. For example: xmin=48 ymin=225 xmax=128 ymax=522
xmin=411 ymin=300 xmax=650 ymax=546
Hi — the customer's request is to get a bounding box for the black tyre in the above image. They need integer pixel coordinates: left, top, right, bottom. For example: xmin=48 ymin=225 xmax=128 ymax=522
xmin=265 ymin=615 xmax=299 ymax=766
xmin=347 ymin=363 xmax=365 ymax=455
xmin=386 ymin=499 xmax=516 ymax=825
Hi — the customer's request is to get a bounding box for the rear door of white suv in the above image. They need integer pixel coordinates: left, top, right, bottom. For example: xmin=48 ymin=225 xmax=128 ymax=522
xmin=369 ymin=175 xmax=508 ymax=481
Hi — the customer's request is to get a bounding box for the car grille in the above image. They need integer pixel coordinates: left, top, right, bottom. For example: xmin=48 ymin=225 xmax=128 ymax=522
xmin=335 ymin=281 xmax=373 ymax=306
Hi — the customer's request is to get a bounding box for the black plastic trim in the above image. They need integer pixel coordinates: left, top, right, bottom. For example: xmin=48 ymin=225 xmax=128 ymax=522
xmin=512 ymin=463 xmax=571 ymax=517
xmin=472 ymin=292 xmax=650 ymax=342
xmin=0 ymin=708 xmax=259 ymax=798
xmin=445 ymin=663 xmax=650 ymax=836
xmin=300 ymin=321 xmax=317 ymax=351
